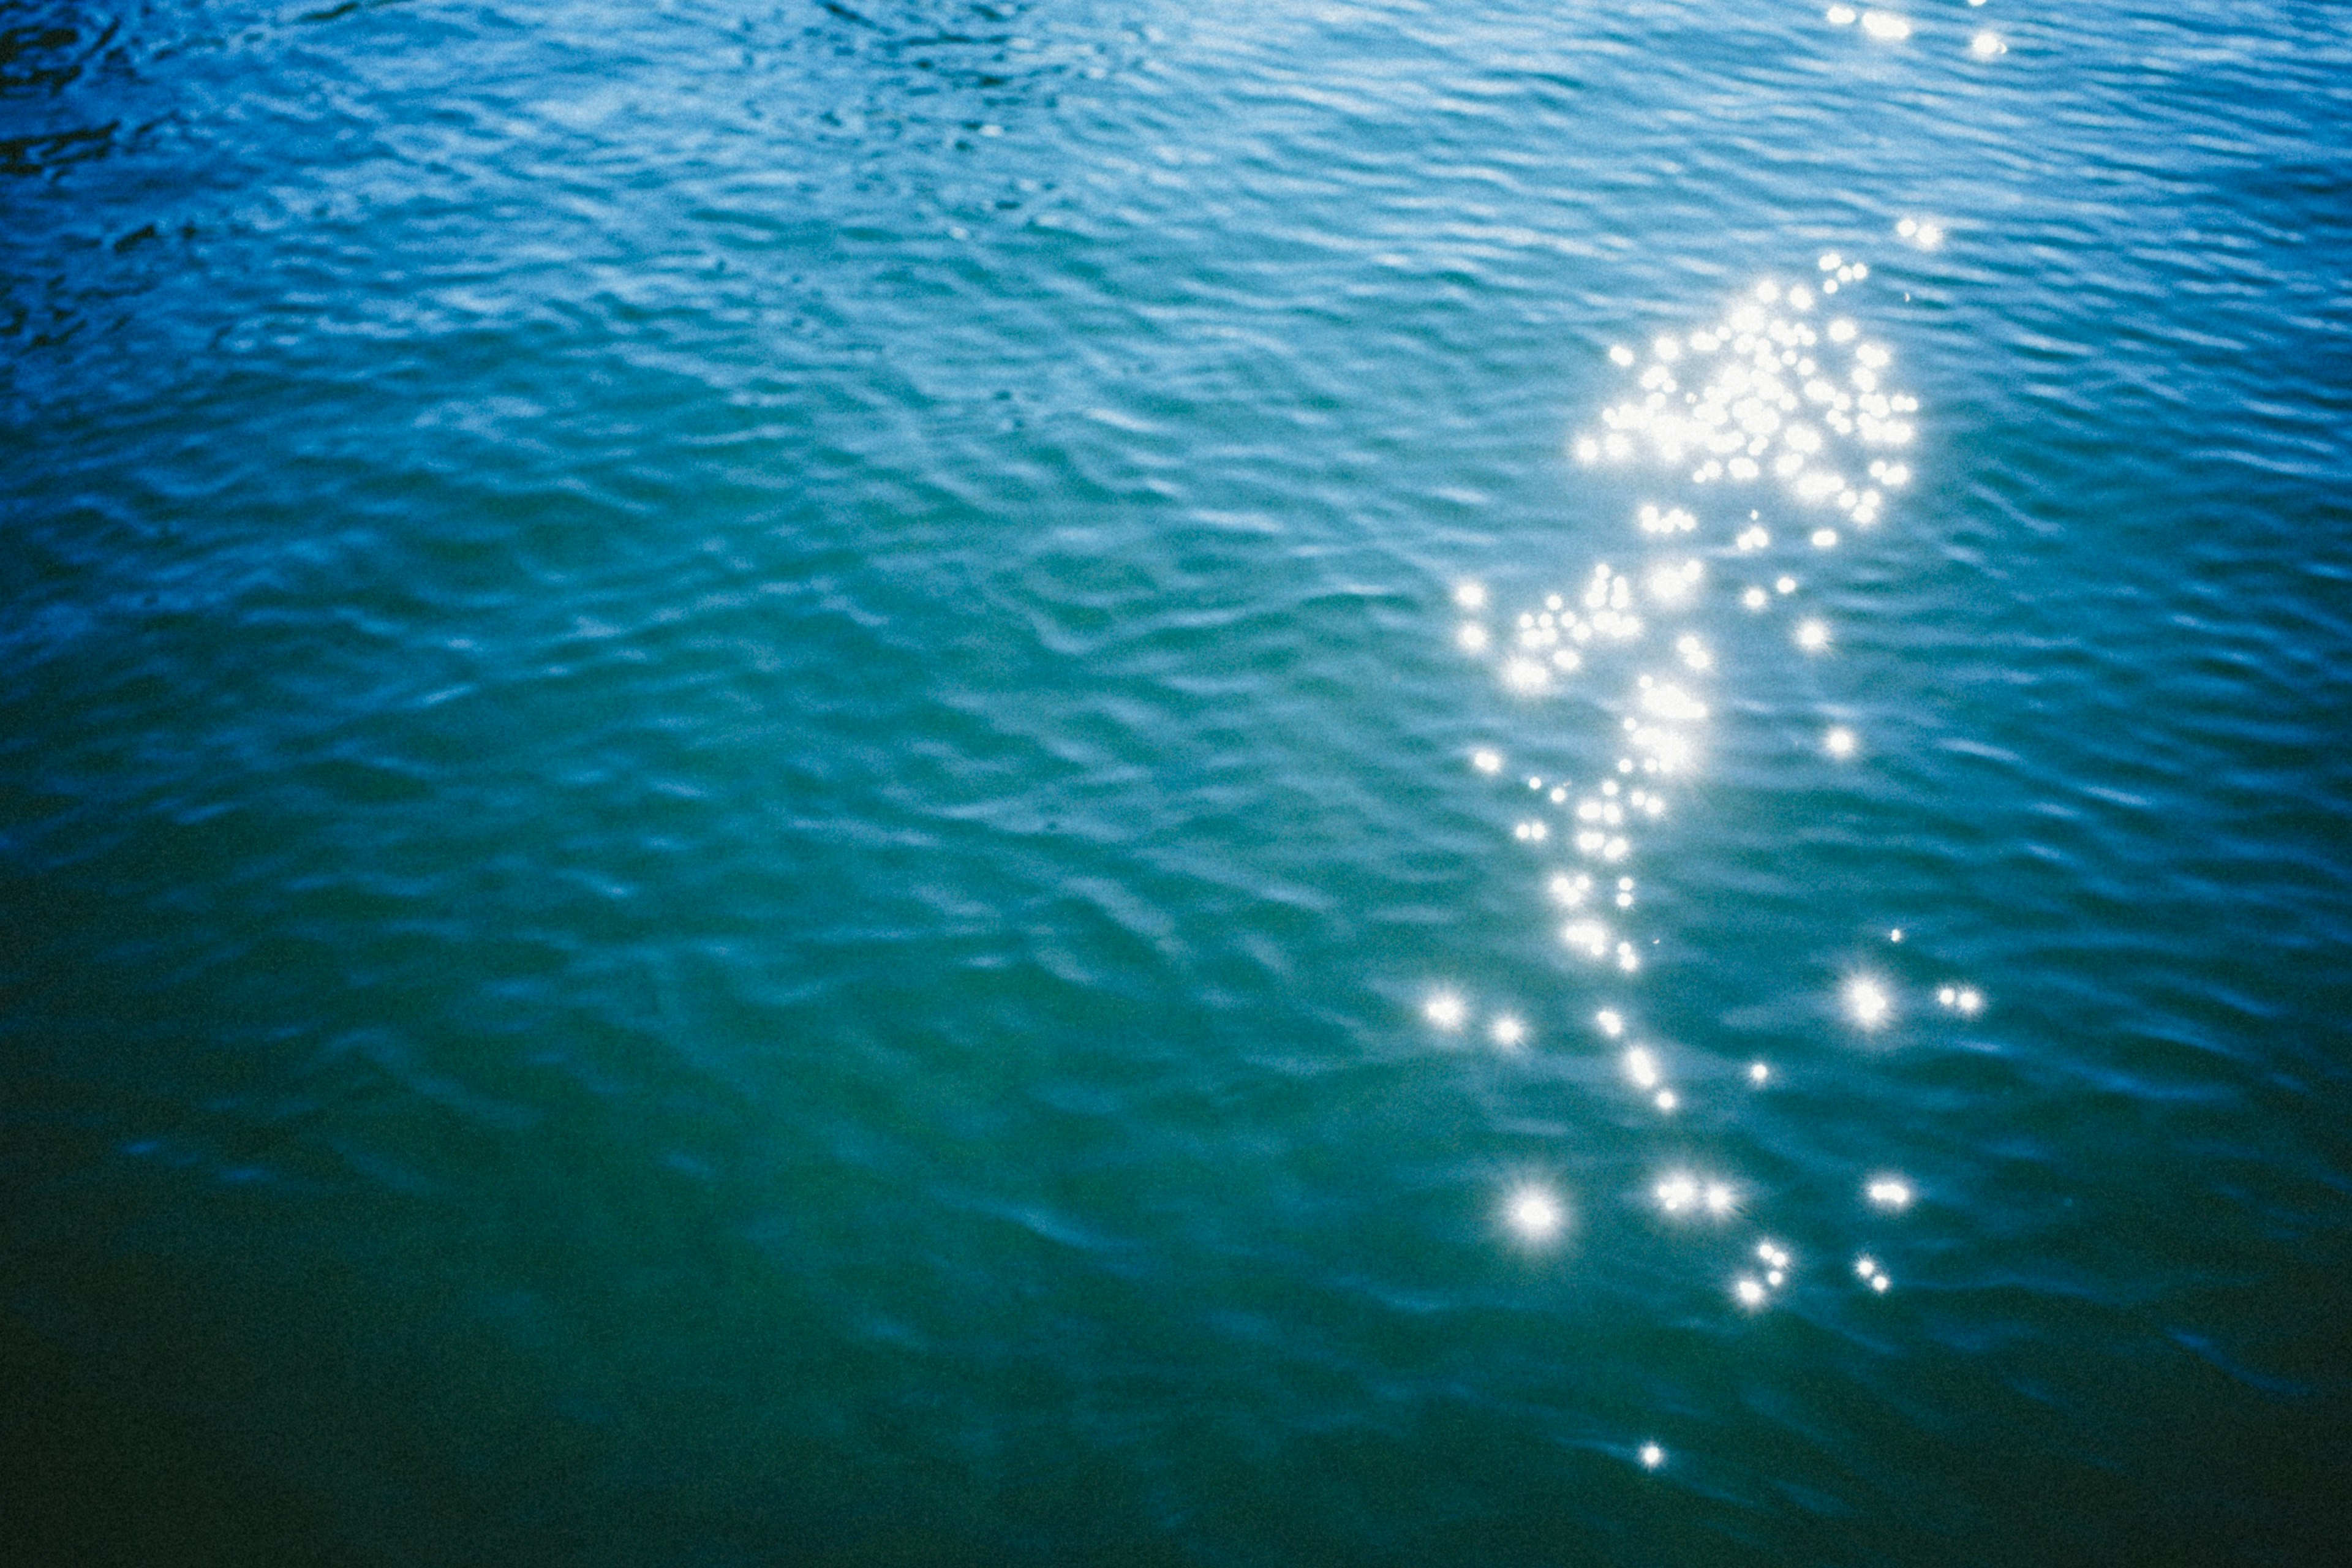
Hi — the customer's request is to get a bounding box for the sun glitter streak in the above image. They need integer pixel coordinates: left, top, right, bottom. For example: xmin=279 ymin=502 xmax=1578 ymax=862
xmin=1430 ymin=271 xmax=1937 ymax=1444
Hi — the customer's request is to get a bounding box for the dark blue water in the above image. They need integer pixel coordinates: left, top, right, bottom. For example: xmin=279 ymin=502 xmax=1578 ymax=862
xmin=6 ymin=2 xmax=2350 ymax=1563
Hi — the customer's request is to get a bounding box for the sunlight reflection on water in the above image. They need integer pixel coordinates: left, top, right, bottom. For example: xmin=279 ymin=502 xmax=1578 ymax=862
xmin=1426 ymin=260 xmax=1969 ymax=1460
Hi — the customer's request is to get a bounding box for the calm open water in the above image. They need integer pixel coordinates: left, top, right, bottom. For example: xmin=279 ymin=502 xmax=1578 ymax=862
xmin=5 ymin=2 xmax=2350 ymax=1563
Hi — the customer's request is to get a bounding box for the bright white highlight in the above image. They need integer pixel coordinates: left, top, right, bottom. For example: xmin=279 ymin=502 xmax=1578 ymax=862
xmin=1866 ymin=1176 xmax=1913 ymax=1210
xmin=1425 ymin=992 xmax=1468 ymax=1031
xmin=1846 ymin=976 xmax=1893 ymax=1028
xmin=1506 ymin=1185 xmax=1566 ymax=1243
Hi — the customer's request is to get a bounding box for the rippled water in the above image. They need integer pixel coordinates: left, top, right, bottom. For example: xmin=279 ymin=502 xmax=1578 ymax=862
xmin=6 ymin=2 xmax=2350 ymax=1562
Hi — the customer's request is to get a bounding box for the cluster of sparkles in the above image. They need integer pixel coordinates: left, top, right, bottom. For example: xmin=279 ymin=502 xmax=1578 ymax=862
xmin=1825 ymin=4 xmax=2005 ymax=59
xmin=1426 ymin=989 xmax=1538 ymax=1058
xmin=1656 ymin=1172 xmax=1740 ymax=1219
xmin=1897 ymin=216 xmax=1945 ymax=250
xmin=1416 ymin=261 xmax=1988 ymax=1471
xmin=1574 ymin=276 xmax=1917 ymax=535
xmin=1450 ymin=563 xmax=1721 ymax=978
xmin=1936 ymin=983 xmax=1985 ymax=1016
xmin=1619 ymin=1040 xmax=1677 ymax=1114
xmin=1736 ymin=1240 xmax=1798 ymax=1310
xmin=1827 ymin=8 xmax=1910 ymax=41
xmin=1865 ymin=1176 xmax=1914 ymax=1211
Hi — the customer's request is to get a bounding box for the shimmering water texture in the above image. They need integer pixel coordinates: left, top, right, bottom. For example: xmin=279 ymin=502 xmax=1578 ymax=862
xmin=6 ymin=2 xmax=2352 ymax=1566
xmin=1441 ymin=270 xmax=1969 ymax=1319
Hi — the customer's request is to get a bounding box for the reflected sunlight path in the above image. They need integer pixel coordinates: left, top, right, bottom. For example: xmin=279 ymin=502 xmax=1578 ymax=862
xmin=1419 ymin=245 xmax=2001 ymax=1474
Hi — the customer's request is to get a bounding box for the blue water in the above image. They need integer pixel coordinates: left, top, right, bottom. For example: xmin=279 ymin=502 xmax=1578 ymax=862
xmin=5 ymin=2 xmax=2350 ymax=1562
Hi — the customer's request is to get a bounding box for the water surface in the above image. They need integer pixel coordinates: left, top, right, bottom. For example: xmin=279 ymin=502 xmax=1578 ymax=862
xmin=4 ymin=2 xmax=2350 ymax=1563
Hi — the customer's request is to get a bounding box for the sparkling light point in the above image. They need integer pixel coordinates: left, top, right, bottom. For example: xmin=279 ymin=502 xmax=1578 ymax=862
xmin=1506 ymin=1184 xmax=1566 ymax=1243
xmin=1846 ymin=976 xmax=1893 ymax=1028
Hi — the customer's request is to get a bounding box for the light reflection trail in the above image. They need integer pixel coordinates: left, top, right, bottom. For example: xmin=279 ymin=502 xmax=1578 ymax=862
xmin=1420 ymin=255 xmax=1996 ymax=1465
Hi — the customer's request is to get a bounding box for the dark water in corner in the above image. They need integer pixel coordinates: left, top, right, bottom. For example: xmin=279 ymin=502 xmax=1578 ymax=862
xmin=4 ymin=2 xmax=2350 ymax=1563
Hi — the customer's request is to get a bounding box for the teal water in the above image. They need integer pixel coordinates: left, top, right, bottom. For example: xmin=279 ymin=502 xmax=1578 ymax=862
xmin=5 ymin=2 xmax=2350 ymax=1562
